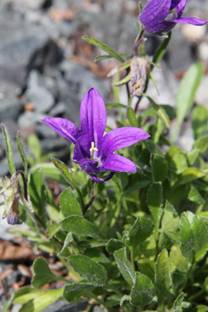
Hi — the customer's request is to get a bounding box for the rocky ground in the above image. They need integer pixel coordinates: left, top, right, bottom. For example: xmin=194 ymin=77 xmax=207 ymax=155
xmin=0 ymin=0 xmax=208 ymax=310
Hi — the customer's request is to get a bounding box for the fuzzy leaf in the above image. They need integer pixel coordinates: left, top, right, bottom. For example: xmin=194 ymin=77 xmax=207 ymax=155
xmin=64 ymin=282 xmax=94 ymax=302
xmin=16 ymin=132 xmax=28 ymax=173
xmin=60 ymin=188 xmax=82 ymax=217
xmin=62 ymin=216 xmax=100 ymax=238
xmin=192 ymin=105 xmax=208 ymax=139
xmin=32 ymin=258 xmax=62 ymax=288
xmin=114 ymin=248 xmax=135 ymax=286
xmin=13 ymin=287 xmax=63 ymax=312
xmin=130 ymin=272 xmax=155 ymax=307
xmin=155 ymin=249 xmax=174 ymax=300
xmin=69 ymin=255 xmax=107 ymax=286
xmin=1 ymin=124 xmax=15 ymax=175
xmin=129 ymin=215 xmax=153 ymax=246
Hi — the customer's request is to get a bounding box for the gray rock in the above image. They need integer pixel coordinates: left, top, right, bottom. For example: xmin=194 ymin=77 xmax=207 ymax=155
xmin=18 ymin=111 xmax=41 ymax=129
xmin=60 ymin=61 xmax=109 ymax=111
xmin=0 ymin=8 xmax=52 ymax=87
xmin=167 ymin=31 xmax=193 ymax=72
xmin=0 ymin=84 xmax=22 ymax=122
xmin=196 ymin=77 xmax=208 ymax=108
xmin=49 ymin=102 xmax=66 ymax=116
xmin=26 ymin=71 xmax=54 ymax=113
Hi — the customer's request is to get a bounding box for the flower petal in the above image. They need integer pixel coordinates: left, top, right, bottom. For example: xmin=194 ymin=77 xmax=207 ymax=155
xmin=139 ymin=0 xmax=172 ymax=33
xmin=101 ymin=127 xmax=150 ymax=157
xmin=80 ymin=88 xmax=107 ymax=147
xmin=102 ymin=154 xmax=137 ymax=173
xmin=73 ymin=133 xmax=91 ymax=162
xmin=173 ymin=16 xmax=208 ymax=25
xmin=173 ymin=0 xmax=187 ymax=15
xmin=42 ymin=117 xmax=78 ymax=144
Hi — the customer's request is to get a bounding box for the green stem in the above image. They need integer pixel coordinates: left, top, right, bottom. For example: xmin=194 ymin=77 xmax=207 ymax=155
xmin=83 ymin=181 xmax=96 ymax=214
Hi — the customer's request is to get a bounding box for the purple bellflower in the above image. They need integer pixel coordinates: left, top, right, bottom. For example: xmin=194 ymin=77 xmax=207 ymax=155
xmin=139 ymin=0 xmax=208 ymax=34
xmin=42 ymin=88 xmax=150 ymax=182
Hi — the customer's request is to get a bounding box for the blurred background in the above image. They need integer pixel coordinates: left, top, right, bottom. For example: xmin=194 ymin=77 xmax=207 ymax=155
xmin=0 ymin=0 xmax=208 ymax=309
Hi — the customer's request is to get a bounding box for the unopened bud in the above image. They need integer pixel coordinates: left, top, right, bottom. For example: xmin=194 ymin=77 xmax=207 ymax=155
xmin=130 ymin=57 xmax=150 ymax=97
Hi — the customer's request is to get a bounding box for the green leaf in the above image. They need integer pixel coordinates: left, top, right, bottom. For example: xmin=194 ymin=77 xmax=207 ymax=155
xmin=64 ymin=282 xmax=94 ymax=302
xmin=47 ymin=223 xmax=60 ymax=238
xmin=16 ymin=132 xmax=28 ymax=173
xmin=192 ymin=216 xmax=208 ymax=261
xmin=13 ymin=287 xmax=63 ymax=312
xmin=167 ymin=146 xmax=188 ymax=174
xmin=32 ymin=258 xmax=62 ymax=288
xmin=114 ymin=74 xmax=131 ymax=86
xmin=129 ymin=215 xmax=153 ymax=246
xmin=179 ymin=212 xmax=208 ymax=261
xmin=147 ymin=182 xmax=163 ymax=209
xmin=61 ymin=216 xmax=100 ymax=238
xmin=180 ymin=211 xmax=195 ymax=260
xmin=28 ymin=134 xmax=42 ymax=161
xmin=160 ymin=205 xmax=180 ymax=242
xmin=114 ymin=248 xmax=135 ymax=286
xmin=178 ymin=168 xmax=204 ymax=185
xmin=106 ymin=239 xmax=124 ymax=253
xmin=1 ymin=124 xmax=15 ymax=175
xmin=192 ymin=105 xmax=208 ymax=139
xmin=52 ymin=158 xmax=77 ymax=188
xmin=106 ymin=102 xmax=126 ymax=110
xmin=130 ymin=272 xmax=155 ymax=307
xmin=30 ymin=163 xmax=66 ymax=185
xmin=82 ymin=35 xmax=125 ymax=63
xmin=173 ymin=63 xmax=203 ymax=140
xmin=58 ymin=232 xmax=73 ymax=257
xmin=127 ymin=107 xmax=138 ymax=127
xmin=169 ymin=245 xmax=189 ymax=273
xmin=151 ymin=154 xmax=168 ymax=182
xmin=60 ymin=188 xmax=82 ymax=217
xmin=194 ymin=136 xmax=208 ymax=155
xmin=69 ymin=255 xmax=107 ymax=286
xmin=188 ymin=185 xmax=205 ymax=206
xmin=155 ymin=249 xmax=174 ymax=300
xmin=28 ymin=169 xmax=47 ymax=220
xmin=147 ymin=182 xmax=163 ymax=224
xmin=95 ymin=54 xmax=115 ymax=62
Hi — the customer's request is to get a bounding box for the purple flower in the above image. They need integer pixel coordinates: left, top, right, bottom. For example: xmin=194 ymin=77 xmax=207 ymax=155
xmin=139 ymin=0 xmax=208 ymax=34
xmin=42 ymin=88 xmax=150 ymax=182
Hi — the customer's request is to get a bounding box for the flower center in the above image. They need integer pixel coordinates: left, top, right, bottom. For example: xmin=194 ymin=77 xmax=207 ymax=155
xmin=90 ymin=141 xmax=98 ymax=159
xmin=166 ymin=9 xmax=178 ymax=21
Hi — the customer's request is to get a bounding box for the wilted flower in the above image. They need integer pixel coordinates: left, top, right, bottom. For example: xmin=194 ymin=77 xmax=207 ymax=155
xmin=130 ymin=57 xmax=150 ymax=97
xmin=139 ymin=0 xmax=208 ymax=34
xmin=43 ymin=88 xmax=150 ymax=182
xmin=0 ymin=175 xmax=21 ymax=225
xmin=7 ymin=194 xmax=21 ymax=225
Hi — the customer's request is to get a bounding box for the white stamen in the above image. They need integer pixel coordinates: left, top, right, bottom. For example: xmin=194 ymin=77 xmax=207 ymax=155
xmin=90 ymin=141 xmax=98 ymax=159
